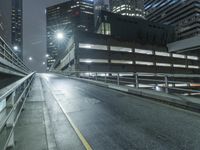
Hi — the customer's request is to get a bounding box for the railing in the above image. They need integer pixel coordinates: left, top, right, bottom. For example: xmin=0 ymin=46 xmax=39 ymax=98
xmin=0 ymin=36 xmax=30 ymax=74
xmin=0 ymin=72 xmax=35 ymax=150
xmin=56 ymin=71 xmax=200 ymax=96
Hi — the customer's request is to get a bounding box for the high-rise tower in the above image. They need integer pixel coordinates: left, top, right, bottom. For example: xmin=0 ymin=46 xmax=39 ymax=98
xmin=110 ymin=0 xmax=145 ymax=18
xmin=11 ymin=0 xmax=23 ymax=59
xmin=0 ymin=0 xmax=12 ymax=45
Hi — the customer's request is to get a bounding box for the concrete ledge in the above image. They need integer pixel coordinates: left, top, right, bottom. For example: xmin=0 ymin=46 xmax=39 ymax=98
xmin=60 ymin=75 xmax=200 ymax=112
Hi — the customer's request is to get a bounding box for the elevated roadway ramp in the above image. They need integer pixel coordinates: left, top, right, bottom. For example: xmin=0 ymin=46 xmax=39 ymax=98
xmin=12 ymin=73 xmax=200 ymax=150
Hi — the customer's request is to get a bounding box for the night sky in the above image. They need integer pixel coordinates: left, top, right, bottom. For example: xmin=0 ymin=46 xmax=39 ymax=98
xmin=23 ymin=0 xmax=67 ymax=72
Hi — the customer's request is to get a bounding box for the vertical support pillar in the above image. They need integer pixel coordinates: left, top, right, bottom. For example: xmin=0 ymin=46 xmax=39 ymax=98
xmin=135 ymin=74 xmax=139 ymax=88
xmin=165 ymin=76 xmax=169 ymax=93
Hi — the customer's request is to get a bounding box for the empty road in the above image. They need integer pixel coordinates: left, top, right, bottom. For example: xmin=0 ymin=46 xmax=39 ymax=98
xmin=41 ymin=73 xmax=200 ymax=150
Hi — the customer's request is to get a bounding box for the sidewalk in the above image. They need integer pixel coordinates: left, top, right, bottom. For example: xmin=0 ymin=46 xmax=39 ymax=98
xmin=14 ymin=74 xmax=84 ymax=150
xmin=14 ymin=75 xmax=50 ymax=150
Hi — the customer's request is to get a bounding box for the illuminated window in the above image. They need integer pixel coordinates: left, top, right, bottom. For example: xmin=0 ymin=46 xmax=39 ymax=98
xmin=156 ymin=63 xmax=171 ymax=67
xmin=188 ymin=65 xmax=199 ymax=69
xmin=155 ymin=51 xmax=170 ymax=57
xmin=111 ymin=46 xmax=132 ymax=52
xmin=79 ymin=59 xmax=108 ymax=63
xmin=111 ymin=60 xmax=133 ymax=64
xmin=173 ymin=64 xmax=186 ymax=68
xmin=187 ymin=55 xmax=199 ymax=60
xmin=135 ymin=61 xmax=154 ymax=66
xmin=79 ymin=43 xmax=107 ymax=50
xmin=135 ymin=49 xmax=153 ymax=55
xmin=173 ymin=54 xmax=185 ymax=59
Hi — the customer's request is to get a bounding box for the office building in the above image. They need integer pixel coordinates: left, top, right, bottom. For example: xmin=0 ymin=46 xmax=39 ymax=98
xmin=110 ymin=0 xmax=145 ymax=18
xmin=11 ymin=0 xmax=23 ymax=59
xmin=46 ymin=0 xmax=95 ymax=69
xmin=0 ymin=0 xmax=12 ymax=45
xmin=144 ymin=0 xmax=200 ymax=40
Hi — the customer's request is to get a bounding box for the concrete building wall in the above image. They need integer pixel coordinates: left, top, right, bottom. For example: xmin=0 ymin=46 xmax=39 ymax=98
xmin=54 ymin=31 xmax=200 ymax=74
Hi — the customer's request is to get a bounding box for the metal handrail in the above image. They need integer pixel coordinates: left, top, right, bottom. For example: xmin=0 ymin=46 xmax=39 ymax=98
xmin=0 ymin=72 xmax=35 ymax=150
xmin=53 ymin=70 xmax=200 ymax=95
xmin=0 ymin=36 xmax=30 ymax=74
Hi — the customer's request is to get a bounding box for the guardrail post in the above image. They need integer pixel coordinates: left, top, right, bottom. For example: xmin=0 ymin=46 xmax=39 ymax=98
xmin=7 ymin=132 xmax=15 ymax=148
xmin=105 ymin=73 xmax=107 ymax=83
xmin=165 ymin=76 xmax=169 ymax=93
xmin=135 ymin=74 xmax=139 ymax=88
xmin=117 ymin=73 xmax=120 ymax=85
xmin=95 ymin=73 xmax=97 ymax=81
xmin=6 ymin=92 xmax=16 ymax=148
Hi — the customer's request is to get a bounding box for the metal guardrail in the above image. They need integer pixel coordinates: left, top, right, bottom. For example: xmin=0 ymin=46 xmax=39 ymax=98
xmin=0 ymin=36 xmax=30 ymax=74
xmin=54 ymin=71 xmax=200 ymax=95
xmin=0 ymin=72 xmax=35 ymax=150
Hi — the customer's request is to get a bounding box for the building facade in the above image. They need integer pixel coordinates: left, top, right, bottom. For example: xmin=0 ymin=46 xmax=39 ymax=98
xmin=110 ymin=0 xmax=145 ymax=18
xmin=53 ymin=30 xmax=200 ymax=75
xmin=46 ymin=0 xmax=94 ymax=69
xmin=144 ymin=0 xmax=200 ymax=40
xmin=96 ymin=11 xmax=175 ymax=47
xmin=11 ymin=0 xmax=23 ymax=59
xmin=0 ymin=0 xmax=12 ymax=45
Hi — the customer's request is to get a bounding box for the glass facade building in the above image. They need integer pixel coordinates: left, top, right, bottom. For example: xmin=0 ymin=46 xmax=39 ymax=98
xmin=110 ymin=0 xmax=145 ymax=18
xmin=11 ymin=0 xmax=23 ymax=59
xmin=145 ymin=0 xmax=200 ymax=40
xmin=0 ymin=0 xmax=12 ymax=45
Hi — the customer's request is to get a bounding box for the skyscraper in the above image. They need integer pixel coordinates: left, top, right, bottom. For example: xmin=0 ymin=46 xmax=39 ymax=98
xmin=110 ymin=0 xmax=145 ymax=18
xmin=0 ymin=0 xmax=12 ymax=45
xmin=11 ymin=0 xmax=23 ymax=59
xmin=144 ymin=0 xmax=200 ymax=40
xmin=46 ymin=0 xmax=94 ymax=69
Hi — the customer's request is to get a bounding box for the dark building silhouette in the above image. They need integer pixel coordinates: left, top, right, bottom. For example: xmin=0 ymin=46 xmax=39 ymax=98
xmin=46 ymin=0 xmax=94 ymax=69
xmin=96 ymin=11 xmax=175 ymax=46
xmin=144 ymin=0 xmax=200 ymax=40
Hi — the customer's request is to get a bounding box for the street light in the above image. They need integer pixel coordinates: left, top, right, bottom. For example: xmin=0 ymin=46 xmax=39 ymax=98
xmin=45 ymin=54 xmax=49 ymax=58
xmin=56 ymin=31 xmax=64 ymax=40
xmin=13 ymin=46 xmax=18 ymax=51
xmin=42 ymin=62 xmax=46 ymax=65
xmin=28 ymin=57 xmax=33 ymax=61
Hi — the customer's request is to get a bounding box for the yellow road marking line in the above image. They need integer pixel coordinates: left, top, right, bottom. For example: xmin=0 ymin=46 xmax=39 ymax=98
xmin=43 ymin=78 xmax=93 ymax=150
